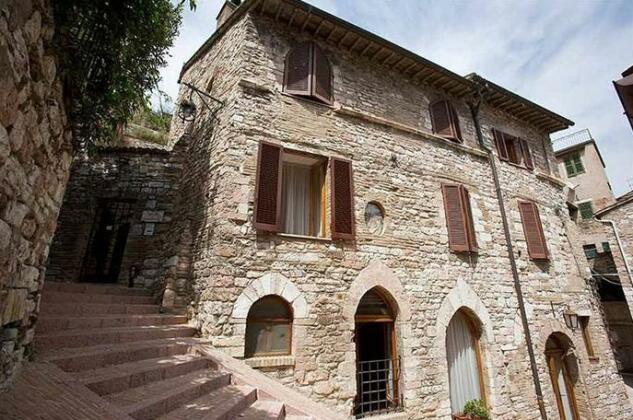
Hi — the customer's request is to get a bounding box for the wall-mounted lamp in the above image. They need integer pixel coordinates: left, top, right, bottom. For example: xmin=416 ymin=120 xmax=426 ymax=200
xmin=176 ymin=82 xmax=224 ymax=123
xmin=563 ymin=312 xmax=579 ymax=330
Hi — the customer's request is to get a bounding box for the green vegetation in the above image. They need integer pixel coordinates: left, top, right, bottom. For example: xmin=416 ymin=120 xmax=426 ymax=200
xmin=463 ymin=399 xmax=491 ymax=420
xmin=54 ymin=0 xmax=196 ymax=148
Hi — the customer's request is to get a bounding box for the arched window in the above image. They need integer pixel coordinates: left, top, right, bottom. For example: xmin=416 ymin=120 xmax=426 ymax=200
xmin=245 ymin=296 xmax=292 ymax=357
xmin=283 ymin=42 xmax=333 ymax=105
xmin=446 ymin=309 xmax=485 ymax=415
xmin=546 ymin=334 xmax=580 ymax=420
xmin=430 ymin=100 xmax=462 ymax=142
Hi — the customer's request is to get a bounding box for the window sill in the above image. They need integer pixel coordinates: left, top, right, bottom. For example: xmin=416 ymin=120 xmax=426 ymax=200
xmin=505 ymin=160 xmax=532 ymax=171
xmin=244 ymin=355 xmax=295 ymax=369
xmin=280 ymin=91 xmax=335 ymax=109
xmin=276 ymin=233 xmax=332 ymax=242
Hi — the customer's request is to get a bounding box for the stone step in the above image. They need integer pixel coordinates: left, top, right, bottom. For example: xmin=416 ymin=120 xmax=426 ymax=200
xmin=106 ymin=369 xmax=233 ymax=420
xmin=156 ymin=384 xmax=257 ymax=420
xmin=284 ymin=416 xmax=314 ymax=420
xmin=37 ymin=314 xmax=188 ymax=333
xmin=44 ymin=337 xmax=202 ymax=372
xmin=235 ymin=400 xmax=285 ymax=420
xmin=42 ymin=291 xmax=155 ymax=305
xmin=44 ymin=282 xmax=153 ymax=296
xmin=36 ymin=325 xmax=196 ymax=351
xmin=39 ymin=302 xmax=160 ymax=316
xmin=74 ymin=354 xmax=213 ymax=395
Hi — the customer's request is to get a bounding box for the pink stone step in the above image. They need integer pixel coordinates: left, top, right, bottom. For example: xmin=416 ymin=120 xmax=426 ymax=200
xmin=39 ymin=302 xmax=160 ymax=316
xmin=44 ymin=282 xmax=153 ymax=296
xmin=44 ymin=338 xmax=203 ymax=372
xmin=37 ymin=314 xmax=187 ymax=333
xmin=42 ymin=291 xmax=155 ymax=304
xmin=236 ymin=400 xmax=284 ymax=420
xmin=107 ymin=369 xmax=233 ymax=420
xmin=156 ymin=384 xmax=257 ymax=420
xmin=74 ymin=354 xmax=213 ymax=395
xmin=36 ymin=325 xmax=196 ymax=351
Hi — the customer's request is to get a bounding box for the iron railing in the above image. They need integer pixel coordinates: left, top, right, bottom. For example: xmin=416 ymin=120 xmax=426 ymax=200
xmin=354 ymin=358 xmax=402 ymax=417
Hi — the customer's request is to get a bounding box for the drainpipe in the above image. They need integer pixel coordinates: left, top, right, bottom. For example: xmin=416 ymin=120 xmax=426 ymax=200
xmin=597 ymin=218 xmax=633 ymax=285
xmin=468 ymin=92 xmax=548 ymax=420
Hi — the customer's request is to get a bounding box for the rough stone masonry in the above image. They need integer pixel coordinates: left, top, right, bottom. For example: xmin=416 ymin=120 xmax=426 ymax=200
xmin=162 ymin=1 xmax=632 ymax=419
xmin=0 ymin=0 xmax=72 ymax=390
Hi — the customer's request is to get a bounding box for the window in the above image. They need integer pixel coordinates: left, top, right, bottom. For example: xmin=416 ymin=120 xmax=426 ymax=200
xmin=245 ymin=296 xmax=292 ymax=357
xmin=563 ymin=153 xmax=584 ymax=177
xmin=602 ymin=242 xmax=611 ymax=253
xmin=583 ymin=244 xmax=598 ymax=259
xmin=364 ymin=202 xmax=384 ymax=235
xmin=579 ymin=317 xmax=596 ymax=358
xmin=492 ymin=129 xmax=534 ymax=169
xmin=430 ymin=100 xmax=462 ymax=142
xmin=283 ymin=42 xmax=332 ymax=105
xmin=281 ymin=153 xmax=326 ymax=236
xmin=442 ymin=184 xmax=477 ymax=253
xmin=446 ymin=310 xmax=485 ymax=415
xmin=546 ymin=334 xmax=580 ymax=420
xmin=253 ymin=142 xmax=355 ymax=240
xmin=518 ymin=201 xmax=548 ymax=260
xmin=577 ymin=201 xmax=593 ymax=220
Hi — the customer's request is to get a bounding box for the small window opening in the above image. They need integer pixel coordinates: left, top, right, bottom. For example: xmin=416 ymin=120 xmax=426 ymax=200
xmin=245 ymin=296 xmax=292 ymax=358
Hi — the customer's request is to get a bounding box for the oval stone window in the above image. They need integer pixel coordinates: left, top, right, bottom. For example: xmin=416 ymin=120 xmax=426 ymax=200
xmin=364 ymin=202 xmax=384 ymax=235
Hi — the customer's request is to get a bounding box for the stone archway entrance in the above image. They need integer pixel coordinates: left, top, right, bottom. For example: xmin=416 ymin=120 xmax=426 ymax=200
xmin=354 ymin=287 xmax=400 ymax=417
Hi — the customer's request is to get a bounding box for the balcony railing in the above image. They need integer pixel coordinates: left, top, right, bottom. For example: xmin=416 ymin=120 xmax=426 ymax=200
xmin=552 ymin=129 xmax=593 ymax=152
xmin=354 ymin=358 xmax=402 ymax=418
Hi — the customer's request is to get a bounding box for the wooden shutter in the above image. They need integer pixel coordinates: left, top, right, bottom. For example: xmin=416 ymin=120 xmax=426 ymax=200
xmin=519 ymin=138 xmax=534 ymax=169
xmin=330 ymin=158 xmax=355 ymax=240
xmin=460 ymin=187 xmax=477 ymax=252
xmin=518 ymin=201 xmax=548 ymax=260
xmin=254 ymin=142 xmax=283 ymax=232
xmin=284 ymin=43 xmax=312 ymax=95
xmin=442 ymin=184 xmax=476 ymax=252
xmin=431 ymin=100 xmax=461 ymax=142
xmin=492 ymin=129 xmax=509 ymax=161
xmin=311 ymin=44 xmax=332 ymax=104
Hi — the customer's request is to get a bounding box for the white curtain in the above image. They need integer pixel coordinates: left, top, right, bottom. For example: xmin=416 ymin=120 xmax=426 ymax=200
xmin=282 ymin=163 xmax=311 ymax=235
xmin=554 ymin=355 xmax=575 ymax=420
xmin=447 ymin=311 xmax=482 ymax=414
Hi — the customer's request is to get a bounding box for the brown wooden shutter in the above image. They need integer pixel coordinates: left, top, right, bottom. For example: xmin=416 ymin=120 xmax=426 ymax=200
xmin=492 ymin=128 xmax=509 ymax=161
xmin=284 ymin=42 xmax=312 ymax=95
xmin=254 ymin=142 xmax=283 ymax=232
xmin=311 ymin=44 xmax=332 ymax=104
xmin=330 ymin=158 xmax=355 ymax=240
xmin=448 ymin=104 xmax=462 ymax=143
xmin=519 ymin=138 xmax=534 ymax=170
xmin=460 ymin=187 xmax=478 ymax=252
xmin=518 ymin=201 xmax=548 ymax=260
xmin=442 ymin=184 xmax=473 ymax=252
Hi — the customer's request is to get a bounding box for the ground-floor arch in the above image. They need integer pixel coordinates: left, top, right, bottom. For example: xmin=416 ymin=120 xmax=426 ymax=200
xmin=545 ymin=332 xmax=580 ymax=420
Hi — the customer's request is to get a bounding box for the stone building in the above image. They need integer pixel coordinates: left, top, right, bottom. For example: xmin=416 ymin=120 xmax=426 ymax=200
xmin=149 ymin=0 xmax=632 ymax=418
xmin=46 ymin=134 xmax=184 ymax=291
xmin=0 ymin=0 xmax=72 ymax=390
xmin=614 ymin=65 xmax=633 ymax=134
xmin=553 ymin=129 xmax=633 ymax=402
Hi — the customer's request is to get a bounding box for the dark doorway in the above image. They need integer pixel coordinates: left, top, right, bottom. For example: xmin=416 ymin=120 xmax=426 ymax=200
xmin=354 ymin=288 xmax=400 ymax=417
xmin=82 ymin=199 xmax=134 ymax=283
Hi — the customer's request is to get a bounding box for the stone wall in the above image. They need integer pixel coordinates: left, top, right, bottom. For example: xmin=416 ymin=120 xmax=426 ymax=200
xmin=46 ymin=141 xmax=183 ymax=291
xmin=0 ymin=0 xmax=72 ymax=390
xmin=173 ymin=10 xmax=631 ymax=420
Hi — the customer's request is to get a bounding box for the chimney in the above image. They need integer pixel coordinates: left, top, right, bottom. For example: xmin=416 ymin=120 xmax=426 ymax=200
xmin=216 ymin=0 xmax=241 ymax=28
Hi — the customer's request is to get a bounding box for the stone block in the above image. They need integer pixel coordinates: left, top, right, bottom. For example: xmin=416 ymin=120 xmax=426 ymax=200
xmin=1 ymin=288 xmax=27 ymax=325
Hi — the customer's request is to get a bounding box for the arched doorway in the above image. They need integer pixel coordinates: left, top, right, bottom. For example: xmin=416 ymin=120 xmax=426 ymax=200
xmin=446 ymin=308 xmax=486 ymax=416
xmin=354 ymin=287 xmax=400 ymax=416
xmin=545 ymin=333 xmax=580 ymax=420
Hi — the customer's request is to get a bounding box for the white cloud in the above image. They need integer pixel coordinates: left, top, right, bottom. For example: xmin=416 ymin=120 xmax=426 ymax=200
xmin=159 ymin=0 xmax=633 ymax=194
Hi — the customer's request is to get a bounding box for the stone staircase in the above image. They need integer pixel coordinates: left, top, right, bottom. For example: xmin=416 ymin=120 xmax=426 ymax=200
xmin=36 ymin=282 xmax=318 ymax=420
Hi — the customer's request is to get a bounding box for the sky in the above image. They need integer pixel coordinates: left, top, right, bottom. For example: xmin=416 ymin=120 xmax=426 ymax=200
xmin=158 ymin=0 xmax=633 ymax=196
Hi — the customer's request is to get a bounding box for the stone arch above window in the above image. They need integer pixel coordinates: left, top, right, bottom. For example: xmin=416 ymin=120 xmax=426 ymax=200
xmin=232 ymin=273 xmax=308 ymax=320
xmin=343 ymin=260 xmax=411 ymax=322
